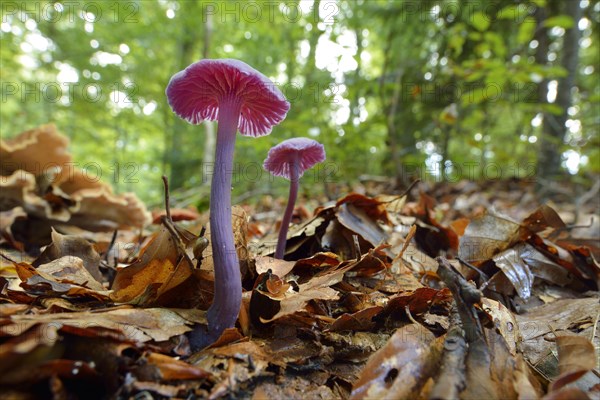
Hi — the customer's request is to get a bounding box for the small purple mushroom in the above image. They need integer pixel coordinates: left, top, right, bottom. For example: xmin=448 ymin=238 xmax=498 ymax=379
xmin=263 ymin=138 xmax=326 ymax=259
xmin=166 ymin=59 xmax=289 ymax=341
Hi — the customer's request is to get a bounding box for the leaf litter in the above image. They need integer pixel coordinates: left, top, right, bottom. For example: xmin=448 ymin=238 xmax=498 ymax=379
xmin=1 ymin=127 xmax=599 ymax=399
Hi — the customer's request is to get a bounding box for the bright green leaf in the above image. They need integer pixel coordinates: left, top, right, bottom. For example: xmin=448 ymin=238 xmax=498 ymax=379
xmin=470 ymin=11 xmax=491 ymax=32
xmin=543 ymin=15 xmax=575 ymax=29
xmin=518 ymin=17 xmax=537 ymax=45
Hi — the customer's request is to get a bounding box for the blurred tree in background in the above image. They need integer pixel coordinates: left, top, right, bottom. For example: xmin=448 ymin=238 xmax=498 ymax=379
xmin=1 ymin=0 xmax=598 ymax=206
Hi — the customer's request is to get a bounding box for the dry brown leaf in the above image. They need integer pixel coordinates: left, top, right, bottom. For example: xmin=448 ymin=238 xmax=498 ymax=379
xmin=381 ymin=287 xmax=453 ymax=319
xmin=34 ymin=229 xmax=102 ymax=282
xmin=111 ymin=225 xmax=196 ymax=306
xmin=13 ymin=257 xmax=110 ymax=300
xmin=481 ymin=298 xmax=521 ymax=356
xmin=550 ymin=335 xmax=597 ymax=391
xmin=1 ymin=307 xmax=206 ymax=343
xmin=261 ymin=262 xmax=355 ymax=323
xmin=145 ymin=352 xmax=211 ymax=380
xmin=254 ymin=255 xmax=295 ymax=276
xmin=350 ymin=323 xmax=441 ymax=399
xmin=493 ymin=245 xmax=534 ymax=299
xmin=516 ymin=298 xmax=598 ymax=367
xmin=459 ymin=210 xmax=521 ymax=263
xmin=521 ymin=204 xmax=566 ymax=234
xmin=336 ymin=202 xmax=387 ymax=249
xmin=336 ymin=193 xmax=391 ymax=224
xmin=328 ymin=306 xmax=384 ymax=332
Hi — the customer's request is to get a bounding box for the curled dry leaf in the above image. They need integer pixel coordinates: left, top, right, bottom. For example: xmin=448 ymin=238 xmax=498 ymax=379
xmin=550 ymin=335 xmax=597 ymax=392
xmin=481 ymin=298 xmax=521 ymax=356
xmin=34 ymin=229 xmax=102 ymax=282
xmin=254 ymin=255 xmax=295 ymax=276
xmin=336 ymin=193 xmax=391 ymax=224
xmin=111 ymin=225 xmax=197 ymax=306
xmin=328 ymin=306 xmax=384 ymax=332
xmin=492 ymin=245 xmax=535 ymax=300
xmin=336 ymin=202 xmax=387 ymax=250
xmin=13 ymin=257 xmax=110 ymax=301
xmin=350 ymin=323 xmax=441 ymax=399
xmin=260 ymin=261 xmax=356 ymax=323
xmin=145 ymin=352 xmax=211 ymax=380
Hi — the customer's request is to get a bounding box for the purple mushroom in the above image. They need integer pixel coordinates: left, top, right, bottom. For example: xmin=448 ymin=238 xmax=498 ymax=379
xmin=166 ymin=59 xmax=289 ymax=341
xmin=263 ymin=138 xmax=326 ymax=259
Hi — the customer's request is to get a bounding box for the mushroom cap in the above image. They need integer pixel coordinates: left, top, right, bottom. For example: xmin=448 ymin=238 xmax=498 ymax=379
xmin=263 ymin=138 xmax=326 ymax=179
xmin=166 ymin=59 xmax=290 ymax=137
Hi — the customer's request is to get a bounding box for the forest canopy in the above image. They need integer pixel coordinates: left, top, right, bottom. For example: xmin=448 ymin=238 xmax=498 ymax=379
xmin=1 ymin=0 xmax=598 ymax=205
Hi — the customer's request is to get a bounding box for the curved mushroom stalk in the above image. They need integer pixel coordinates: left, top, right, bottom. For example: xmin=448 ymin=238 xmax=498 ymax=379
xmin=275 ymin=155 xmax=300 ymax=259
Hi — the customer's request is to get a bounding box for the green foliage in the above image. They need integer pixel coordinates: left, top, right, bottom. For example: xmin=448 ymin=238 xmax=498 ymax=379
xmin=1 ymin=0 xmax=598 ymax=206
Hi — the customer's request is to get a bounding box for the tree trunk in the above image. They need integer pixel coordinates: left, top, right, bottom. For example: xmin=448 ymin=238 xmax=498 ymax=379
xmin=537 ymin=1 xmax=580 ymax=180
xmin=553 ymin=1 xmax=582 ymax=173
xmin=201 ymin=8 xmax=216 ymax=184
xmin=534 ymin=4 xmax=551 ymax=180
xmin=169 ymin=2 xmax=201 ymax=189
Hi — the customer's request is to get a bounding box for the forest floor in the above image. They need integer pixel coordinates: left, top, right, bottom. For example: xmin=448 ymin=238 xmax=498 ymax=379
xmin=1 ymin=127 xmax=599 ymax=399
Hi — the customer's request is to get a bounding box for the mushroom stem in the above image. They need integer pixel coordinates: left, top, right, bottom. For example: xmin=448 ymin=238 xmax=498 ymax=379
xmin=207 ymin=97 xmax=242 ymax=339
xmin=275 ymin=156 xmax=299 ymax=259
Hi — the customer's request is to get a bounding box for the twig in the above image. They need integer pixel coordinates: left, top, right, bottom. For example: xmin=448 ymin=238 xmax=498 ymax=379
xmin=457 ymin=256 xmax=490 ymax=285
xmin=162 ymin=175 xmax=172 ymax=222
xmin=160 ymin=216 xmax=196 ymax=278
xmin=103 ymin=230 xmax=118 ymax=263
xmin=591 ymin=311 xmax=599 ymax=346
xmin=352 ymin=234 xmax=361 ymax=260
xmin=436 ymin=257 xmax=483 ymax=344
xmin=393 ymin=224 xmax=417 ymax=263
xmin=430 ymin=306 xmax=467 ymax=400
xmin=577 ymin=176 xmax=600 ymax=208
xmin=0 ymin=252 xmax=17 ymax=263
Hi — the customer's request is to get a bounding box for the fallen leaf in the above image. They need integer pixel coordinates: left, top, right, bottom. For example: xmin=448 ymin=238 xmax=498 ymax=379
xmin=1 ymin=307 xmax=206 ymax=343
xmin=145 ymin=352 xmax=211 ymax=380
xmin=550 ymin=335 xmax=597 ymax=391
xmin=493 ymin=245 xmax=534 ymax=299
xmin=350 ymin=323 xmax=441 ymax=399
xmin=459 ymin=211 xmax=520 ymax=263
xmin=111 ymin=225 xmax=196 ymax=306
xmin=328 ymin=306 xmax=383 ymax=332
